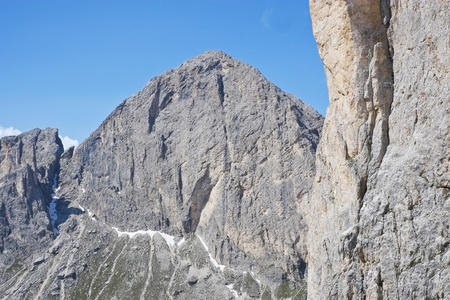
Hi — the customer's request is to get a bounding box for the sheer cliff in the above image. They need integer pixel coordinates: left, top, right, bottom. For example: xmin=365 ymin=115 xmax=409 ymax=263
xmin=0 ymin=129 xmax=63 ymax=293
xmin=308 ymin=0 xmax=449 ymax=298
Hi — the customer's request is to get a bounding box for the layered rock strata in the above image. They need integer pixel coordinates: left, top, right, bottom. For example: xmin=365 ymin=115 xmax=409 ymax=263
xmin=308 ymin=0 xmax=449 ymax=298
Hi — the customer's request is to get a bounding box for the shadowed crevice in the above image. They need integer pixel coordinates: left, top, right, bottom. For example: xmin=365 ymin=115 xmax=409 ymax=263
xmin=183 ymin=168 xmax=213 ymax=233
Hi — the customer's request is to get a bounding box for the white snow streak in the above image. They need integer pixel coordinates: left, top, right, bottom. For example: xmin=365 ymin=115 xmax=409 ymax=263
xmin=87 ymin=209 xmax=96 ymax=221
xmin=251 ymin=271 xmax=261 ymax=284
xmin=196 ymin=234 xmax=226 ymax=271
xmin=177 ymin=237 xmax=186 ymax=247
xmin=226 ymin=284 xmax=239 ymax=298
xmin=77 ymin=204 xmax=96 ymax=221
xmin=48 ymin=173 xmax=60 ymax=236
xmin=112 ymin=227 xmax=183 ymax=248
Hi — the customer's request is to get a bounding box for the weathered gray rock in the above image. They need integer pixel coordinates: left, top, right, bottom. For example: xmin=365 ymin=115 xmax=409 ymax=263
xmin=308 ymin=0 xmax=449 ymax=298
xmin=0 ymin=210 xmax=278 ymax=299
xmin=59 ymin=50 xmax=323 ymax=285
xmin=0 ymin=128 xmax=63 ymax=283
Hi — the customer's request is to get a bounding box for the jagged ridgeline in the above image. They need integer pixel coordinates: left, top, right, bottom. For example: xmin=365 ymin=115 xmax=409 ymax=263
xmin=0 ymin=51 xmax=323 ymax=299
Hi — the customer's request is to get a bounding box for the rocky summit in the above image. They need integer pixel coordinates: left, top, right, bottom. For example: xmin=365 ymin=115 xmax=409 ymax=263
xmin=0 ymin=51 xmax=323 ymax=299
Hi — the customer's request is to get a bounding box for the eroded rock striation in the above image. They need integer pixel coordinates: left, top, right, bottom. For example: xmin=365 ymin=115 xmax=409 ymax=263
xmin=4 ymin=1 xmax=447 ymax=295
xmin=308 ymin=0 xmax=450 ymax=298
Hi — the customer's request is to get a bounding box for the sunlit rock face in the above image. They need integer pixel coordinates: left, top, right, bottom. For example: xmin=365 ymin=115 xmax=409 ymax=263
xmin=308 ymin=0 xmax=450 ymax=298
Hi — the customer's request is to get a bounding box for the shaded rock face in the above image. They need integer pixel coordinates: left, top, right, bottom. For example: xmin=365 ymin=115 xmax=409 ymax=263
xmin=308 ymin=0 xmax=450 ymax=298
xmin=0 ymin=128 xmax=63 ymax=280
xmin=58 ymin=51 xmax=322 ymax=283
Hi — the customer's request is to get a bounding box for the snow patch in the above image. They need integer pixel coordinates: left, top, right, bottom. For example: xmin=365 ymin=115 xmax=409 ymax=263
xmin=196 ymin=234 xmax=226 ymax=271
xmin=77 ymin=204 xmax=96 ymax=221
xmin=159 ymin=232 xmax=176 ymax=247
xmin=48 ymin=174 xmax=60 ymax=236
xmin=87 ymin=208 xmax=96 ymax=221
xmin=177 ymin=237 xmax=186 ymax=247
xmin=226 ymin=284 xmax=239 ymax=298
xmin=112 ymin=227 xmax=178 ymax=248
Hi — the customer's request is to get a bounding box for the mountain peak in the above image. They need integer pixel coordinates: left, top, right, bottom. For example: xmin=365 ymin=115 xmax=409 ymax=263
xmin=190 ymin=50 xmax=235 ymax=63
xmin=176 ymin=50 xmax=244 ymax=75
xmin=58 ymin=48 xmax=323 ymax=291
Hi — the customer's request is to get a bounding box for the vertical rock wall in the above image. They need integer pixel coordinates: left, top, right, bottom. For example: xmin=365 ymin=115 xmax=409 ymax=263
xmin=0 ymin=128 xmax=64 ymax=281
xmin=308 ymin=0 xmax=449 ymax=298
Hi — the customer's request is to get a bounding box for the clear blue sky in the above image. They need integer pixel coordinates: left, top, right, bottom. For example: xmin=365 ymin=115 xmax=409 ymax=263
xmin=0 ymin=0 xmax=328 ymax=147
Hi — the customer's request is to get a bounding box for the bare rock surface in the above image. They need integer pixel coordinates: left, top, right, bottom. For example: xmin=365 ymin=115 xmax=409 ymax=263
xmin=0 ymin=128 xmax=63 ymax=284
xmin=58 ymin=51 xmax=323 ymax=284
xmin=308 ymin=0 xmax=449 ymax=298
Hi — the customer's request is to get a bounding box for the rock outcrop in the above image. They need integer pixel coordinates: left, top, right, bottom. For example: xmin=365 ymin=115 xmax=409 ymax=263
xmin=0 ymin=128 xmax=63 ymax=283
xmin=308 ymin=0 xmax=449 ymax=298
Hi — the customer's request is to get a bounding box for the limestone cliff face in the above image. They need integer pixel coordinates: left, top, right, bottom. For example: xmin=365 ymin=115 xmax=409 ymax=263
xmin=0 ymin=128 xmax=63 ymax=281
xmin=0 ymin=52 xmax=322 ymax=299
xmin=59 ymin=50 xmax=323 ymax=283
xmin=308 ymin=0 xmax=449 ymax=298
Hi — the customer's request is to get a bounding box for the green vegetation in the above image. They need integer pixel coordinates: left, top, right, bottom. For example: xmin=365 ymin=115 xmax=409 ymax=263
xmin=4 ymin=259 xmax=23 ymax=277
xmin=242 ymin=272 xmax=261 ymax=298
xmin=410 ymin=257 xmax=422 ymax=267
xmin=0 ymin=259 xmax=24 ymax=296
xmin=69 ymin=237 xmax=129 ymax=299
xmin=275 ymin=281 xmax=307 ymax=300
xmin=261 ymin=287 xmax=272 ymax=300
